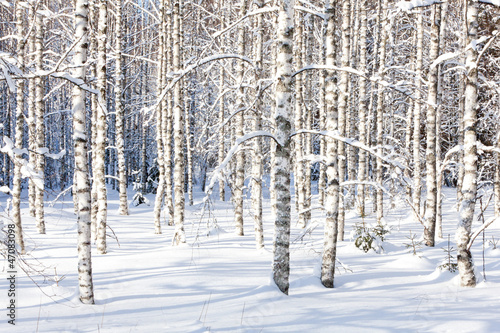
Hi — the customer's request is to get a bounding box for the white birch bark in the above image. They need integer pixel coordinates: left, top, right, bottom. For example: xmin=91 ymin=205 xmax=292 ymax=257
xmin=337 ymin=0 xmax=350 ymax=240
xmin=273 ymin=0 xmax=294 ymax=295
xmin=153 ymin=0 xmax=166 ymax=234
xmin=13 ymin=0 xmax=26 ymax=255
xmin=34 ymin=10 xmax=45 ymax=234
xmin=456 ymin=0 xmax=478 ymax=288
xmin=413 ymin=9 xmax=424 ymax=220
xmin=251 ymin=0 xmax=264 ymax=249
xmin=115 ymin=0 xmax=129 ymax=216
xmin=375 ymin=0 xmax=389 ymax=223
xmin=95 ymin=0 xmax=108 ymax=253
xmin=294 ymin=12 xmax=306 ymax=228
xmin=436 ymin=1 xmax=448 ymax=239
xmin=423 ymin=4 xmax=442 ymax=247
xmin=90 ymin=2 xmax=98 ymax=236
xmin=356 ymin=0 xmax=368 ymax=217
xmin=233 ymin=0 xmax=248 ymax=236
xmin=164 ymin=3 xmax=175 ymax=226
xmin=73 ymin=0 xmax=95 ymax=304
xmin=28 ymin=4 xmax=36 ymax=218
xmin=172 ymin=0 xmax=186 ymax=245
xmin=321 ymin=0 xmax=339 ymax=288
xmin=457 ymin=2 xmax=467 ymax=206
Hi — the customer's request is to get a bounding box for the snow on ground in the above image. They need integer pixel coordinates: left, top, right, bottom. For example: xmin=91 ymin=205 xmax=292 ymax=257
xmin=1 ymin=184 xmax=500 ymax=332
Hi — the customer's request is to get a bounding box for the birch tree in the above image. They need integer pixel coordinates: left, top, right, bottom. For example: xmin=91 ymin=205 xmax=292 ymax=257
xmin=413 ymin=8 xmax=424 ymax=220
xmin=73 ymin=0 xmax=95 ymax=304
xmin=115 ymin=0 xmax=129 ymax=216
xmin=423 ymin=3 xmax=442 ymax=247
xmin=456 ymin=0 xmax=479 ymax=288
xmin=233 ymin=0 xmax=248 ymax=236
xmin=172 ymin=0 xmax=186 ymax=245
xmin=251 ymin=0 xmax=265 ymax=249
xmin=321 ymin=0 xmax=339 ymax=289
xmin=356 ymin=0 xmax=368 ymax=217
xmin=337 ymin=0 xmax=350 ymax=240
xmin=95 ymin=0 xmax=108 ymax=253
xmin=34 ymin=7 xmax=46 ymax=234
xmin=12 ymin=0 xmax=26 ymax=255
xmin=272 ymin=0 xmax=294 ymax=295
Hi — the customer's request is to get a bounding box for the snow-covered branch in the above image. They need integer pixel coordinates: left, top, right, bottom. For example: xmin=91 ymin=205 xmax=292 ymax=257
xmin=292 ymin=129 xmax=406 ymax=171
xmin=205 ymin=131 xmax=279 ymax=198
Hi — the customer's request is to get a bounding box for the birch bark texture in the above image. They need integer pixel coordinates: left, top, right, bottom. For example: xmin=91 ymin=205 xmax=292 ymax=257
xmin=73 ymin=0 xmax=95 ymax=304
xmin=233 ymin=0 xmax=248 ymax=236
xmin=95 ymin=0 xmax=108 ymax=254
xmin=272 ymin=0 xmax=294 ymax=295
xmin=321 ymin=0 xmax=339 ymax=289
xmin=115 ymin=0 xmax=129 ymax=216
xmin=172 ymin=0 xmax=186 ymax=245
xmin=34 ymin=8 xmax=46 ymax=234
xmin=456 ymin=0 xmax=479 ymax=288
xmin=423 ymin=3 xmax=442 ymax=247
xmin=13 ymin=0 xmax=26 ymax=255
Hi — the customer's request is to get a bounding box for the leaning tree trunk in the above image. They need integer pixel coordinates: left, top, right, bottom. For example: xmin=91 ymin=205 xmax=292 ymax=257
xmin=423 ymin=4 xmax=442 ymax=248
xmin=115 ymin=0 xmax=129 ymax=216
xmin=456 ymin=0 xmax=478 ymax=288
xmin=172 ymin=0 xmax=186 ymax=245
xmin=272 ymin=0 xmax=294 ymax=295
xmin=95 ymin=0 xmax=109 ymax=253
xmin=321 ymin=0 xmax=340 ymax=289
xmin=73 ymin=0 xmax=95 ymax=304
xmin=12 ymin=0 xmax=26 ymax=255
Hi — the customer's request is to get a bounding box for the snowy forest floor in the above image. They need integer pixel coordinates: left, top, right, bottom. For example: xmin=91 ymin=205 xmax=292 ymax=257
xmin=1 ymin=184 xmax=500 ymax=332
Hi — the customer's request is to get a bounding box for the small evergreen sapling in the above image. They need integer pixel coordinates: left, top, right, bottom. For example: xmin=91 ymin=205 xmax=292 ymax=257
xmin=404 ymin=230 xmax=423 ymax=256
xmin=439 ymin=234 xmax=458 ymax=272
xmin=353 ymin=221 xmax=391 ymax=253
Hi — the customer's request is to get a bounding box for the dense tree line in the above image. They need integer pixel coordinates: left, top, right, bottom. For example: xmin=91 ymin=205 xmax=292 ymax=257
xmin=0 ymin=0 xmax=499 ymax=302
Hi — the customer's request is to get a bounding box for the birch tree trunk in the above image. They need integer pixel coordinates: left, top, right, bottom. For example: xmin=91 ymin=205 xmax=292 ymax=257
xmin=375 ymin=0 xmax=389 ymax=223
xmin=34 ymin=9 xmax=46 ymax=234
xmin=164 ymin=4 xmax=175 ymax=226
xmin=337 ymin=0 xmax=350 ymax=240
xmin=294 ymin=12 xmax=306 ymax=228
xmin=321 ymin=0 xmax=339 ymax=288
xmin=356 ymin=0 xmax=368 ymax=217
xmin=13 ymin=0 xmax=26 ymax=255
xmin=423 ymin=4 xmax=442 ymax=247
xmin=456 ymin=0 xmax=478 ymax=288
xmin=436 ymin=1 xmax=448 ymax=239
xmin=115 ymin=0 xmax=129 ymax=216
xmin=457 ymin=1 xmax=467 ymax=206
xmin=73 ymin=0 xmax=95 ymax=304
xmin=251 ymin=0 xmax=264 ymax=249
xmin=272 ymin=0 xmax=294 ymax=295
xmin=153 ymin=0 xmax=166 ymax=234
xmin=413 ymin=9 xmax=424 ymax=220
xmin=28 ymin=4 xmax=36 ymax=218
xmin=96 ymin=0 xmax=108 ymax=253
xmin=233 ymin=0 xmax=248 ymax=236
xmin=172 ymin=0 xmax=186 ymax=245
